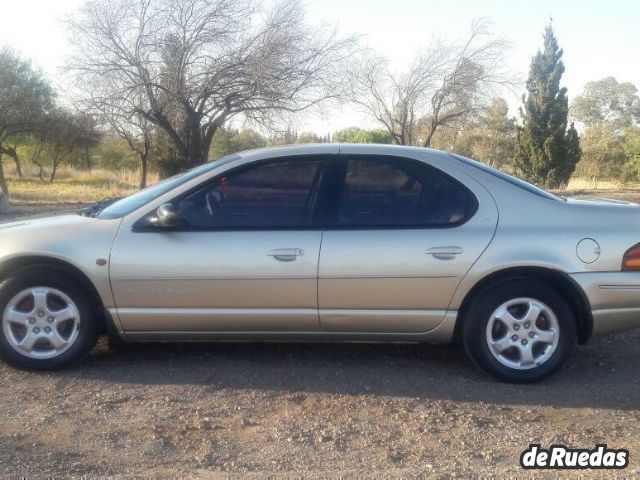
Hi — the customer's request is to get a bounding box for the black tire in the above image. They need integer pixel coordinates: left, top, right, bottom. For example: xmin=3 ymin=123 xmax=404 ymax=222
xmin=462 ymin=278 xmax=576 ymax=383
xmin=0 ymin=267 xmax=100 ymax=369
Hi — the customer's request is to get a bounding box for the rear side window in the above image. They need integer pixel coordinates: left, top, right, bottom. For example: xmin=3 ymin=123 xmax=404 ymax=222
xmin=177 ymin=158 xmax=324 ymax=228
xmin=336 ymin=156 xmax=477 ymax=227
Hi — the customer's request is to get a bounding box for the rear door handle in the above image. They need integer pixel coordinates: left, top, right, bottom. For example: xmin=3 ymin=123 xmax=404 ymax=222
xmin=267 ymin=248 xmax=305 ymax=262
xmin=426 ymin=246 xmax=463 ymax=260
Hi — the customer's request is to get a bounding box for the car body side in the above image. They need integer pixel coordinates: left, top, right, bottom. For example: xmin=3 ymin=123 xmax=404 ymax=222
xmin=1 ymin=143 xmax=640 ymax=343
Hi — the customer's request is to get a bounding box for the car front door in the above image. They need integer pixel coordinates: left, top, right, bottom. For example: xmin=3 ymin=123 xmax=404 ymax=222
xmin=109 ymin=156 xmax=328 ymax=335
xmin=318 ymin=152 xmax=498 ymax=334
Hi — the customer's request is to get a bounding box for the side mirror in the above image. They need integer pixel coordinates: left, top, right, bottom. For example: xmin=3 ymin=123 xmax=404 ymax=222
xmin=151 ymin=203 xmax=184 ymax=228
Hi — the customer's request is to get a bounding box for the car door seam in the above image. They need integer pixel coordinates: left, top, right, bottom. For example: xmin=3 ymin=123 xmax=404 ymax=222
xmin=316 ymin=229 xmax=324 ymax=330
xmin=107 ymin=217 xmax=127 ymax=333
xmin=443 ymin=172 xmax=500 ymax=313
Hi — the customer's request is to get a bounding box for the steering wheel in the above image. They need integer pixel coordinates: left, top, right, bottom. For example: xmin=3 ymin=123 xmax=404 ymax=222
xmin=205 ymin=190 xmax=228 ymax=222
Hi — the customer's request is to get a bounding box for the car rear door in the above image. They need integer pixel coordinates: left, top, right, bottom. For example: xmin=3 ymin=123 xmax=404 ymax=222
xmin=317 ymin=150 xmax=498 ymax=333
xmin=109 ymin=155 xmax=328 ymax=335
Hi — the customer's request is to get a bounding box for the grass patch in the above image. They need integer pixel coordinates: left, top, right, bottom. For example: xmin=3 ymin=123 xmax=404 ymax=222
xmin=565 ymin=177 xmax=632 ymax=191
xmin=5 ymin=165 xmax=159 ymax=204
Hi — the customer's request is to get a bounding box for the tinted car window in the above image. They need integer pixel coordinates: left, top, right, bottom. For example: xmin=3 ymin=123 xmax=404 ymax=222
xmin=178 ymin=159 xmax=324 ymax=228
xmin=337 ymin=156 xmax=476 ymax=227
xmin=97 ymin=154 xmax=240 ymax=219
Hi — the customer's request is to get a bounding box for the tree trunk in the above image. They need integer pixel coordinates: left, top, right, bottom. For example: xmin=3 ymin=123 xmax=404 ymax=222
xmin=0 ymin=189 xmax=7 ymax=214
xmin=198 ymin=124 xmax=219 ymax=165
xmin=185 ymin=117 xmax=215 ymax=168
xmin=84 ymin=144 xmax=91 ymax=170
xmin=186 ymin=145 xmax=209 ymax=168
xmin=139 ymin=152 xmax=148 ymax=189
xmin=12 ymin=154 xmax=22 ymax=178
xmin=422 ymin=125 xmax=436 ymax=148
xmin=50 ymin=159 xmax=60 ymax=182
xmin=0 ymin=146 xmax=22 ymax=177
xmin=187 ymin=127 xmax=204 ymax=168
xmin=0 ymin=153 xmax=8 ymax=193
xmin=33 ymin=158 xmax=46 ymax=181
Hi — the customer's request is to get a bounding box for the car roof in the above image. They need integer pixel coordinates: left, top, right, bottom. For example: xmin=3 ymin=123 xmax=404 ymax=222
xmin=235 ymin=143 xmax=444 ymax=159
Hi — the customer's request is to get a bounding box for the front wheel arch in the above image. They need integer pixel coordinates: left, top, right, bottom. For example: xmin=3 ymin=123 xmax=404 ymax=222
xmin=455 ymin=267 xmax=592 ymax=344
xmin=0 ymin=256 xmax=106 ymax=333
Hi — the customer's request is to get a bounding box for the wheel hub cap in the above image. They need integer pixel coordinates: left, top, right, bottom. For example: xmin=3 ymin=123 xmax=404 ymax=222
xmin=2 ymin=287 xmax=81 ymax=359
xmin=485 ymin=297 xmax=559 ymax=370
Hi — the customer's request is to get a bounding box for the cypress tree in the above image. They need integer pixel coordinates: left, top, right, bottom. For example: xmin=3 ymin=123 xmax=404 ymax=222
xmin=563 ymin=122 xmax=582 ymax=181
xmin=515 ymin=25 xmax=581 ymax=188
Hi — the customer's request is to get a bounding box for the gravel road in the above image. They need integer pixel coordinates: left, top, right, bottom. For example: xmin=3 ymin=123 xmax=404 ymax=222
xmin=0 ymin=203 xmax=639 ymax=477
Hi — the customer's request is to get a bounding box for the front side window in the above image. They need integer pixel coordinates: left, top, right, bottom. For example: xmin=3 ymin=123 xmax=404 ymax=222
xmin=177 ymin=158 xmax=324 ymax=228
xmin=97 ymin=154 xmax=240 ymax=219
xmin=336 ymin=156 xmax=477 ymax=227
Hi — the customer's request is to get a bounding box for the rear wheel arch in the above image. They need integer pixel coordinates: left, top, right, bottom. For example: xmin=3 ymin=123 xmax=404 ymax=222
xmin=456 ymin=266 xmax=593 ymax=344
xmin=0 ymin=256 xmax=106 ymax=332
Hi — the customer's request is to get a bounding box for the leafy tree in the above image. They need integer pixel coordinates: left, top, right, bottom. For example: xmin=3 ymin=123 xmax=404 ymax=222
xmin=563 ymin=123 xmax=582 ymax=181
xmin=469 ymin=98 xmax=517 ymax=168
xmin=332 ymin=127 xmax=392 ymax=144
xmin=267 ymin=129 xmax=299 ymax=146
xmin=31 ymin=109 xmax=102 ymax=182
xmin=209 ymin=127 xmax=267 ymax=160
xmin=514 ymin=25 xmax=581 ymax=188
xmin=623 ymin=127 xmax=640 ymax=161
xmin=0 ymin=48 xmax=54 ymax=198
xmin=573 ymin=122 xmax=622 ymax=180
xmin=428 ymin=98 xmax=516 ymax=169
xmin=74 ymin=113 xmax=102 ymax=170
xmin=620 ymin=127 xmax=640 ymax=181
xmin=428 ymin=119 xmax=472 ymax=155
xmin=93 ymin=136 xmax=140 ymax=171
xmin=296 ymin=132 xmax=325 ymax=144
xmin=571 ymin=77 xmax=640 ymax=131
xmin=151 ymin=131 xmax=183 ymax=178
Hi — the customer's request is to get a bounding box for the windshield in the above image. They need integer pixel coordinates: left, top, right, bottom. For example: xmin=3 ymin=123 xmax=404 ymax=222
xmin=449 ymin=154 xmax=562 ymax=201
xmin=96 ymin=154 xmax=241 ymax=219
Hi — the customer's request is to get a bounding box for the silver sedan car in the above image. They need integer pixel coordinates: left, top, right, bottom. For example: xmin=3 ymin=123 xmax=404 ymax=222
xmin=1 ymin=144 xmax=640 ymax=382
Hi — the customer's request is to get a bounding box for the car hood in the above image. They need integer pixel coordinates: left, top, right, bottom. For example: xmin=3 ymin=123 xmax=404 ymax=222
xmin=0 ymin=214 xmax=103 ymax=233
xmin=0 ymin=214 xmax=123 ymax=262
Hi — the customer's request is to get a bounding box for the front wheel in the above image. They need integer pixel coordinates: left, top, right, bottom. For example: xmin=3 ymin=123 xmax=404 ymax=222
xmin=0 ymin=267 xmax=100 ymax=369
xmin=462 ymin=279 xmax=576 ymax=383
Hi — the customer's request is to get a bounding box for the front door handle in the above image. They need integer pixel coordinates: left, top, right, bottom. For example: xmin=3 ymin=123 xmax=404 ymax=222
xmin=267 ymin=248 xmax=305 ymax=262
xmin=426 ymin=246 xmax=463 ymax=260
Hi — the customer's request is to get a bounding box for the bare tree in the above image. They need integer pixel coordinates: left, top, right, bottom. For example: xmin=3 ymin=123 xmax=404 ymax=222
xmin=111 ymin=112 xmax=153 ymax=189
xmin=350 ymin=19 xmax=515 ymax=147
xmin=87 ymin=89 xmax=154 ymax=188
xmin=67 ymin=0 xmax=356 ymax=172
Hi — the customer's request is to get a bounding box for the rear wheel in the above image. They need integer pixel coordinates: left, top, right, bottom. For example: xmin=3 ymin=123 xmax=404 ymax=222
xmin=462 ymin=279 xmax=576 ymax=383
xmin=0 ymin=267 xmax=100 ymax=369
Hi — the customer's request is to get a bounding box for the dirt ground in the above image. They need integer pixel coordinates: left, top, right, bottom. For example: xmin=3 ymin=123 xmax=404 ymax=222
xmin=0 ymin=197 xmax=639 ymax=478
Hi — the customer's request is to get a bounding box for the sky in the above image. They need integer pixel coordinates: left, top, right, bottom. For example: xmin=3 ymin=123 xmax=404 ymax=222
xmin=0 ymin=0 xmax=638 ymax=134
